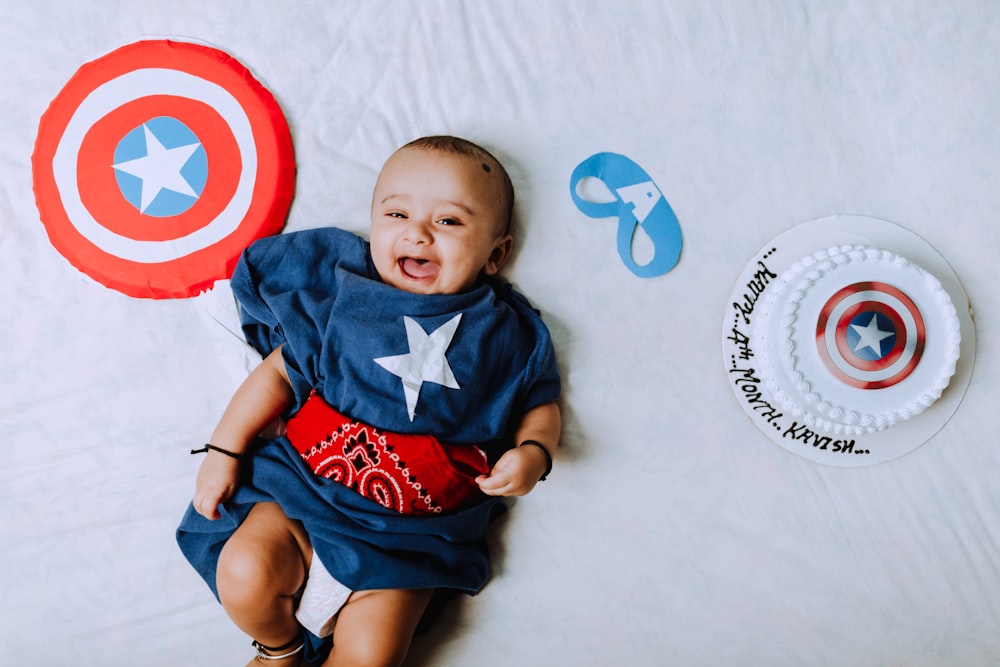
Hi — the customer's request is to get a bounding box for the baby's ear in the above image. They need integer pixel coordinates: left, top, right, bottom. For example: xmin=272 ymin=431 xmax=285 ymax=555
xmin=484 ymin=234 xmax=514 ymax=275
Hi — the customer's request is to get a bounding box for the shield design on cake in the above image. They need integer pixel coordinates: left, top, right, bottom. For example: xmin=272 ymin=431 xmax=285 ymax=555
xmin=32 ymin=39 xmax=295 ymax=299
xmin=815 ymin=281 xmax=926 ymax=390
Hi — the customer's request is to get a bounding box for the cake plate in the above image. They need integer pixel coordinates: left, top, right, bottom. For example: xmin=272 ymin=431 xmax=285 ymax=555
xmin=721 ymin=215 xmax=975 ymax=466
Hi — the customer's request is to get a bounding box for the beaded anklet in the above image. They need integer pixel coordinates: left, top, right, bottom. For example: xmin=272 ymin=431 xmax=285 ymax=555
xmin=251 ymin=634 xmax=305 ymax=661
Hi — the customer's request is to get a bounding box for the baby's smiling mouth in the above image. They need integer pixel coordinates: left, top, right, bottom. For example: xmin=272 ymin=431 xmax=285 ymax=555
xmin=399 ymin=257 xmax=440 ymax=280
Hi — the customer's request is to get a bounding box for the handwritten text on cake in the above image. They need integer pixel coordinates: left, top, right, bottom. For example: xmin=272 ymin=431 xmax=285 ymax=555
xmin=726 ymin=251 xmax=871 ymax=457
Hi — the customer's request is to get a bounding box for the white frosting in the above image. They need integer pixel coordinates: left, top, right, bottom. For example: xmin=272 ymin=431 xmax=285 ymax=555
xmin=753 ymin=245 xmax=961 ymax=435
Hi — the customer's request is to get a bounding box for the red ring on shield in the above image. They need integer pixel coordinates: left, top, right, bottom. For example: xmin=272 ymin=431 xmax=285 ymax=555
xmin=77 ymin=95 xmax=241 ymax=242
xmin=833 ymin=300 xmax=907 ymax=372
xmin=32 ymin=40 xmax=294 ymax=299
xmin=815 ymin=281 xmax=925 ymax=390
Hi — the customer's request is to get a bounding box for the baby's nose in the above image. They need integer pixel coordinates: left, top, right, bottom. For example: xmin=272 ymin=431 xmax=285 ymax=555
xmin=404 ymin=219 xmax=433 ymax=244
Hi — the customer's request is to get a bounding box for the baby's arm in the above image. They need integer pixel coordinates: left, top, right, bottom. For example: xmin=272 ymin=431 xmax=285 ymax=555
xmin=192 ymin=346 xmax=295 ymax=520
xmin=476 ymin=401 xmax=561 ymax=497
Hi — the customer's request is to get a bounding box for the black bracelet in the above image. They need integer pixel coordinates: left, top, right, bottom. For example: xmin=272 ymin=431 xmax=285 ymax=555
xmin=190 ymin=443 xmax=243 ymax=461
xmin=518 ymin=439 xmax=553 ymax=481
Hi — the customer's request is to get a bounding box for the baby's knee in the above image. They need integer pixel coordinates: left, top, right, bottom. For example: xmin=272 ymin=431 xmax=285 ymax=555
xmin=216 ymin=546 xmax=271 ymax=608
xmin=216 ymin=503 xmax=309 ymax=611
xmin=217 ymin=542 xmax=307 ymax=617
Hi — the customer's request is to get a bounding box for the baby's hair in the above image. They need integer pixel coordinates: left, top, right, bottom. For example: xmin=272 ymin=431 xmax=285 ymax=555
xmin=400 ymin=135 xmax=515 ymax=234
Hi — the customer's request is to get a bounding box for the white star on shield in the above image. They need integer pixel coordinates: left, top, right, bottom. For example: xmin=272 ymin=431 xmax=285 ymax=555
xmin=850 ymin=313 xmax=894 ymax=358
xmin=112 ymin=123 xmax=201 ymax=213
xmin=374 ymin=314 xmax=462 ymax=421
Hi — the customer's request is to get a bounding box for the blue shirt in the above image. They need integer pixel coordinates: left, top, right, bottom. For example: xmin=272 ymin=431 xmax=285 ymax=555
xmin=231 ymin=227 xmax=561 ymax=445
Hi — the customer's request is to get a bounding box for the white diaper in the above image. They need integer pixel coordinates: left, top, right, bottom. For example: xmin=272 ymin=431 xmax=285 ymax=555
xmin=295 ymin=556 xmax=353 ymax=638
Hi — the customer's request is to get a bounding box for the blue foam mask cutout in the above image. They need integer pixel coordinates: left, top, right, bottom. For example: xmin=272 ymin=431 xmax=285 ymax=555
xmin=570 ymin=152 xmax=682 ymax=278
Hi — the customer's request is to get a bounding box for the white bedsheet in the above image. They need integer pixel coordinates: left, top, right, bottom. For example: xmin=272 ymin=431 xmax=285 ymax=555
xmin=3 ymin=1 xmax=999 ymax=665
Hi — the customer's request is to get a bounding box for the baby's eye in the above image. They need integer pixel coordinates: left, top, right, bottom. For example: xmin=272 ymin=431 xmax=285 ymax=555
xmin=387 ymin=211 xmax=407 ymax=219
xmin=436 ymin=217 xmax=461 ymax=226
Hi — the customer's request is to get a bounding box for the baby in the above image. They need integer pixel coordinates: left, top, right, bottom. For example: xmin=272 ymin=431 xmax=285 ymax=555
xmin=177 ymin=136 xmax=561 ymax=666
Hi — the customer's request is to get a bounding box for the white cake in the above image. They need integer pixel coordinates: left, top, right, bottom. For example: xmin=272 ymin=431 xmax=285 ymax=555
xmin=753 ymin=245 xmax=961 ymax=435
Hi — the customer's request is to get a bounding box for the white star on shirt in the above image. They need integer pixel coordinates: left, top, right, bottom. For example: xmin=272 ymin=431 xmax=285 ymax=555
xmin=112 ymin=124 xmax=201 ymax=213
xmin=850 ymin=313 xmax=894 ymax=357
xmin=374 ymin=314 xmax=462 ymax=421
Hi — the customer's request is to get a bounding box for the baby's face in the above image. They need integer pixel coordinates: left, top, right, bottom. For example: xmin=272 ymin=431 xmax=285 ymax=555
xmin=369 ymin=148 xmax=512 ymax=295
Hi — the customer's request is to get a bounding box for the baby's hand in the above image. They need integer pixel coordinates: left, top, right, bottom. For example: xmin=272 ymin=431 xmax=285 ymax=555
xmin=192 ymin=452 xmax=241 ymax=520
xmin=476 ymin=445 xmax=548 ymax=497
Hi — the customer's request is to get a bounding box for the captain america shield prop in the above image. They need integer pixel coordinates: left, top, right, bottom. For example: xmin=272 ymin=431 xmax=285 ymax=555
xmin=815 ymin=281 xmax=926 ymax=390
xmin=32 ymin=40 xmax=294 ymax=298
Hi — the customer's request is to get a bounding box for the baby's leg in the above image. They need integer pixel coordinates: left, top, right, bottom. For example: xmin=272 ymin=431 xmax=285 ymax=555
xmin=216 ymin=501 xmax=311 ymax=664
xmin=323 ymin=588 xmax=434 ymax=667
